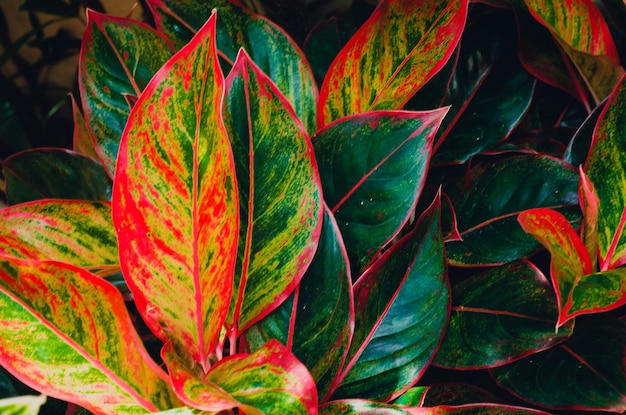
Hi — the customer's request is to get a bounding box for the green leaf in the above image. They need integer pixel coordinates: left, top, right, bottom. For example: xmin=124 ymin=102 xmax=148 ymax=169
xmin=313 ymin=109 xmax=447 ymax=271
xmin=0 ymin=200 xmax=118 ymax=275
xmin=163 ymin=340 xmax=317 ymax=414
xmin=320 ymin=399 xmax=412 ymax=415
xmin=563 ymin=99 xmax=606 ymax=167
xmin=222 ymin=50 xmax=322 ymax=333
xmin=318 ymin=0 xmax=468 ymax=127
xmin=332 ymin=194 xmax=448 ymax=401
xmin=147 ymin=0 xmax=318 ymax=134
xmin=434 ymin=259 xmax=573 ymax=369
xmin=112 ymin=14 xmax=239 ymax=371
xmin=70 ymin=93 xmax=99 ymax=161
xmin=3 ymin=149 xmax=112 ymax=205
xmin=414 ymin=405 xmax=552 ymax=414
xmin=396 ymin=383 xmax=503 ymax=406
xmin=0 ymin=257 xmax=179 ymax=414
xmin=444 ymin=155 xmax=580 ymax=266
xmin=585 ymin=74 xmax=626 ymax=268
xmin=0 ymin=395 xmax=46 ymax=415
xmin=79 ymin=10 xmax=175 ymax=176
xmin=491 ymin=314 xmax=626 ymax=412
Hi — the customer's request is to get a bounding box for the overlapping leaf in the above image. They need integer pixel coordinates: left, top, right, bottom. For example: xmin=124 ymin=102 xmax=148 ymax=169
xmin=0 ymin=256 xmax=179 ymax=415
xmin=491 ymin=314 xmax=626 ymax=412
xmin=112 ymin=14 xmax=239 ymax=371
xmin=395 ymin=384 xmax=503 ymax=406
xmin=444 ymin=155 xmax=580 ymax=266
xmin=79 ymin=10 xmax=174 ymax=176
xmin=585 ymin=74 xmax=626 ymax=267
xmin=222 ymin=49 xmax=322 ymax=333
xmin=434 ymin=259 xmax=573 ymax=369
xmin=70 ymin=93 xmax=99 ymax=160
xmin=317 ymin=0 xmax=468 ymax=127
xmin=146 ymin=0 xmax=318 ymax=133
xmin=313 ymin=109 xmax=447 ymax=271
xmin=163 ymin=340 xmax=317 ymax=414
xmin=0 ymin=200 xmax=118 ymax=275
xmin=332 ymin=195 xmax=448 ymax=401
xmin=3 ymin=149 xmax=112 ymax=204
xmin=0 ymin=395 xmax=46 ymax=415
xmin=319 ymin=400 xmax=551 ymax=415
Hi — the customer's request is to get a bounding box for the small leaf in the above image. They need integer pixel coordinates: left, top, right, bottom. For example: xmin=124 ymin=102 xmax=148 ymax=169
xmin=222 ymin=50 xmax=322 ymax=333
xmin=0 ymin=257 xmax=179 ymax=414
xmin=0 ymin=395 xmax=46 ymax=415
xmin=70 ymin=93 xmax=99 ymax=160
xmin=578 ymin=167 xmax=599 ymax=270
xmin=318 ymin=0 xmax=468 ymax=126
xmin=112 ymin=14 xmax=238 ymax=371
xmin=434 ymin=259 xmax=573 ymax=369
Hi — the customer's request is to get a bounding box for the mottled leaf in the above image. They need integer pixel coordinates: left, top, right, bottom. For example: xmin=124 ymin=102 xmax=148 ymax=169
xmin=112 ymin=14 xmax=239 ymax=371
xmin=0 ymin=395 xmax=46 ymax=415
xmin=320 ymin=399 xmax=412 ymax=415
xmin=318 ymin=0 xmax=468 ymax=127
xmin=70 ymin=93 xmax=99 ymax=161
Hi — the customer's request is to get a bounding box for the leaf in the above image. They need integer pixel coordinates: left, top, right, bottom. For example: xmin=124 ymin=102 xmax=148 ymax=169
xmin=317 ymin=0 xmax=469 ymax=127
xmin=0 ymin=257 xmax=179 ymax=415
xmin=434 ymin=259 xmax=573 ymax=369
xmin=408 ymin=404 xmax=552 ymax=414
xmin=222 ymin=50 xmax=322 ymax=333
xmin=578 ymin=167 xmax=599 ymax=270
xmin=444 ymin=155 xmax=580 ymax=266
xmin=146 ymin=0 xmax=319 ymax=134
xmin=562 ymin=98 xmax=606 ymax=166
xmin=313 ymin=109 xmax=447 ymax=271
xmin=162 ymin=340 xmax=318 ymax=414
xmin=0 ymin=200 xmax=118 ymax=275
xmin=320 ymin=399 xmax=412 ymax=415
xmin=112 ymin=14 xmax=239 ymax=371
xmin=332 ymin=194 xmax=448 ymax=401
xmin=0 ymin=395 xmax=46 ymax=415
xmin=523 ymin=0 xmax=624 ymax=102
xmin=585 ymin=74 xmax=626 ymax=268
xmin=79 ymin=10 xmax=175 ymax=176
xmin=70 ymin=93 xmax=99 ymax=161
xmin=2 ymin=149 xmax=112 ymax=205
xmin=491 ymin=314 xmax=626 ymax=412
xmin=396 ymin=383 xmax=504 ymax=406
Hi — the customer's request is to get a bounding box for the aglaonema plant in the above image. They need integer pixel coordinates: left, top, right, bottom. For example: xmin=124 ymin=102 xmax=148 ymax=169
xmin=0 ymin=0 xmax=624 ymax=414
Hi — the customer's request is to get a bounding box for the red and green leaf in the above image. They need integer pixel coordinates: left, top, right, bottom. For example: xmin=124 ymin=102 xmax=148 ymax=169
xmin=0 ymin=395 xmax=46 ymax=415
xmin=0 ymin=256 xmax=179 ymax=415
xmin=79 ymin=10 xmax=174 ymax=176
xmin=312 ymin=109 xmax=447 ymax=271
xmin=147 ymin=0 xmax=319 ymax=134
xmin=332 ymin=194 xmax=448 ymax=401
xmin=585 ymin=74 xmax=626 ymax=268
xmin=222 ymin=49 xmax=322 ymax=334
xmin=434 ymin=259 xmax=573 ymax=369
xmin=70 ymin=93 xmax=99 ymax=161
xmin=0 ymin=200 xmax=118 ymax=275
xmin=163 ymin=340 xmax=317 ymax=414
xmin=578 ymin=167 xmax=599 ymax=270
xmin=112 ymin=14 xmax=239 ymax=371
xmin=317 ymin=0 xmax=468 ymax=127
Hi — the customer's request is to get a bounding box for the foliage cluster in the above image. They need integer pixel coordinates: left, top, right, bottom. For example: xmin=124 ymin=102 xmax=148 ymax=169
xmin=0 ymin=0 xmax=625 ymax=414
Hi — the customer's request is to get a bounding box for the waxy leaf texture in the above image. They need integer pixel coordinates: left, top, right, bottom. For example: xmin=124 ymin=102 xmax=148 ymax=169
xmin=113 ymin=14 xmax=238 ymax=371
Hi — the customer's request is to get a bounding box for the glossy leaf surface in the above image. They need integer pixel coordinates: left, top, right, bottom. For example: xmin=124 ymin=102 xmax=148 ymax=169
xmin=318 ymin=0 xmax=468 ymax=126
xmin=0 ymin=200 xmax=118 ymax=274
xmin=586 ymin=74 xmax=626 ymax=267
xmin=313 ymin=109 xmax=446 ymax=270
xmin=491 ymin=314 xmax=626 ymax=412
xmin=147 ymin=0 xmax=318 ymax=134
xmin=163 ymin=340 xmax=317 ymax=414
xmin=79 ymin=11 xmax=174 ymax=176
xmin=444 ymin=155 xmax=580 ymax=266
xmin=0 ymin=395 xmax=46 ymax=415
xmin=0 ymin=257 xmax=178 ymax=415
xmin=333 ymin=195 xmax=448 ymax=401
xmin=112 ymin=15 xmax=238 ymax=370
xmin=222 ymin=50 xmax=322 ymax=332
xmin=396 ymin=383 xmax=503 ymax=406
xmin=3 ymin=149 xmax=112 ymax=205
xmin=434 ymin=259 xmax=573 ymax=369
xmin=320 ymin=400 xmax=412 ymax=415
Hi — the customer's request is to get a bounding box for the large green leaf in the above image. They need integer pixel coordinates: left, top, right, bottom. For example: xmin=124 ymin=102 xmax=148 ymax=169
xmin=112 ymin=14 xmax=239 ymax=371
xmin=443 ymin=155 xmax=580 ymax=266
xmin=3 ymin=149 xmax=112 ymax=205
xmin=79 ymin=10 xmax=174 ymax=176
xmin=313 ymin=109 xmax=447 ymax=271
xmin=332 ymin=195 xmax=448 ymax=401
xmin=0 ymin=200 xmax=118 ymax=275
xmin=0 ymin=395 xmax=46 ymax=415
xmin=222 ymin=50 xmax=322 ymax=333
xmin=317 ymin=0 xmax=468 ymax=127
xmin=585 ymin=74 xmax=626 ymax=268
xmin=0 ymin=256 xmax=179 ymax=415
xmin=491 ymin=314 xmax=626 ymax=412
xmin=163 ymin=340 xmax=317 ymax=414
xmin=434 ymin=259 xmax=573 ymax=369
xmin=395 ymin=384 xmax=503 ymax=406
xmin=320 ymin=400 xmax=551 ymax=414
xmin=146 ymin=0 xmax=318 ymax=134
